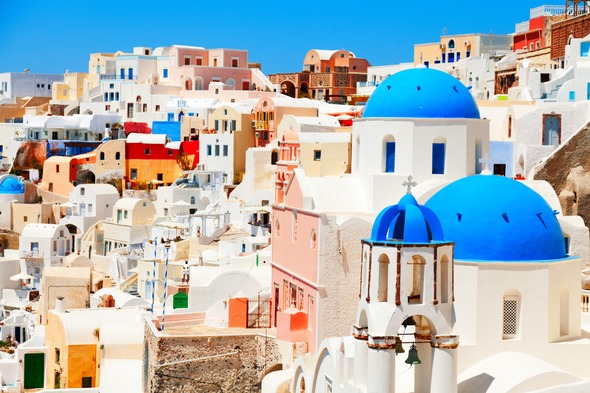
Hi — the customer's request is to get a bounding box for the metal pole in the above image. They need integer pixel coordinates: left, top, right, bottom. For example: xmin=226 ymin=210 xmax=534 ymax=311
xmin=151 ymin=237 xmax=157 ymax=318
xmin=161 ymin=243 xmax=170 ymax=331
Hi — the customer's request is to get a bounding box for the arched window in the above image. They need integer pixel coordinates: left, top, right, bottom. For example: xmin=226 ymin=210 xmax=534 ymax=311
xmin=383 ymin=135 xmax=396 ymax=173
xmin=115 ymin=152 xmax=120 ymax=160
xmin=502 ymin=290 xmax=521 ymax=339
xmin=448 ymin=39 xmax=455 ymax=49
xmin=310 ymin=229 xmax=317 ymax=249
xmin=194 ymin=76 xmax=204 ymax=91
xmin=377 ymin=253 xmax=389 ymax=302
xmin=408 ymin=255 xmax=426 ymax=304
xmin=274 ymin=219 xmax=280 ymax=237
xmin=100 ymin=152 xmax=105 ymax=160
xmin=440 ymin=254 xmax=449 ymax=303
xmin=225 ymin=78 xmax=236 ymax=90
xmin=190 ymin=196 xmax=195 ymax=205
xmin=432 ymin=137 xmax=446 ymax=174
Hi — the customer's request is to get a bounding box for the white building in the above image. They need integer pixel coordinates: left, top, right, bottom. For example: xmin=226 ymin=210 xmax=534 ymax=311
xmin=19 ymin=224 xmax=70 ymax=288
xmin=0 ymin=72 xmax=63 ymax=102
xmin=60 ymin=184 xmax=120 ymax=251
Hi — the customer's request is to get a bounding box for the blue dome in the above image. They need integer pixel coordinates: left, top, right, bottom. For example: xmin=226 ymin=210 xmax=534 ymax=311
xmin=362 ymin=68 xmax=480 ymax=119
xmin=0 ymin=175 xmax=24 ymax=194
xmin=425 ymin=175 xmax=567 ymax=262
xmin=370 ymin=193 xmax=444 ymax=243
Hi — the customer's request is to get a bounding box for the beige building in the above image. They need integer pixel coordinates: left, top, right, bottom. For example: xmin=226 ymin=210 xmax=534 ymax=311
xmin=39 ymin=267 xmax=91 ymax=325
xmin=201 ymin=104 xmax=255 ymax=182
xmin=93 ymin=139 xmax=126 ymax=186
xmin=98 ymin=198 xmax=156 ymax=255
xmin=11 ymin=202 xmax=55 ymax=234
xmin=414 ymin=33 xmax=512 ymax=67
xmin=180 ymin=115 xmax=205 ymax=142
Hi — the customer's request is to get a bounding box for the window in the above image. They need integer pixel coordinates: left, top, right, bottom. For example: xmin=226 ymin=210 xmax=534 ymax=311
xmin=326 ymin=66 xmax=331 ymax=72
xmin=377 ymin=254 xmax=389 ymax=302
xmin=466 ymin=50 xmax=471 ymax=58
xmin=432 ymin=141 xmax=446 ymax=174
xmin=55 ymin=371 xmax=61 ymax=388
xmin=120 ymin=68 xmax=125 ymax=79
xmin=56 ymin=165 xmax=60 ymax=173
xmin=385 ymin=140 xmax=396 ymax=172
xmin=157 ymin=173 xmax=163 ymax=181
xmin=163 ymin=68 xmax=168 ymax=78
xmin=128 ymin=68 xmax=133 ymax=80
xmin=314 ymin=150 xmax=321 ymax=161
xmin=55 ymin=348 xmax=60 ymax=363
xmin=144 ymin=149 xmax=151 ymax=155
xmin=115 ymin=152 xmax=120 ymax=160
xmin=214 ymin=120 xmax=220 ymax=131
xmin=124 ymin=210 xmax=128 ymax=219
xmin=184 ymin=56 xmax=191 ymax=65
xmin=223 ymin=145 xmax=228 ymax=156
xmin=168 ymin=149 xmax=173 ymax=156
xmin=448 ymin=39 xmax=455 ymax=49
xmin=196 ymin=57 xmax=203 ymax=66
xmin=569 ymin=91 xmax=576 ymax=102
xmin=232 ymin=58 xmax=239 ymax=67
xmin=215 ymin=145 xmax=220 ymax=156
xmin=81 ymin=187 xmax=85 ymax=196
xmin=190 ymin=196 xmax=196 ymax=204
xmin=231 ymin=120 xmax=237 ymax=131
xmin=82 ymin=377 xmax=93 ymax=388
xmin=155 ymin=105 xmax=160 ymax=112
xmin=130 ymin=168 xmax=137 ymax=180
xmin=100 ymin=152 xmax=105 ymax=160
xmin=503 ymin=294 xmax=520 ymax=339
xmin=408 ymin=255 xmax=425 ymax=304
xmin=207 ymin=145 xmax=212 ymax=156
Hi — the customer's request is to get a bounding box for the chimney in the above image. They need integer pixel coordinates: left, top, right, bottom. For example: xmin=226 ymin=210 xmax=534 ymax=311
xmin=55 ymin=296 xmax=66 ymax=313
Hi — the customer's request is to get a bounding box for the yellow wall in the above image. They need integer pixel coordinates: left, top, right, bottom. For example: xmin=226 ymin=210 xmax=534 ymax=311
xmin=68 ymin=344 xmax=98 ymax=388
xmin=300 ymin=141 xmax=351 ymax=177
xmin=127 ymin=158 xmax=182 ymax=186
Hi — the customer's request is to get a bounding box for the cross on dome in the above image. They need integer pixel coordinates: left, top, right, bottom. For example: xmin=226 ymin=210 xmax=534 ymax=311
xmin=479 ymin=154 xmax=493 ymax=175
xmin=403 ymin=175 xmax=417 ymax=194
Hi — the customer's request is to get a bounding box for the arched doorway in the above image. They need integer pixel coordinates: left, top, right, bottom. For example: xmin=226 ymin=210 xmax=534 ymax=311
xmin=280 ymin=81 xmax=296 ymax=98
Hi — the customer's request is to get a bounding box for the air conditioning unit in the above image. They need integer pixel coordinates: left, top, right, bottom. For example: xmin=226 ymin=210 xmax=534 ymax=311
xmin=255 ymin=132 xmax=261 ymax=138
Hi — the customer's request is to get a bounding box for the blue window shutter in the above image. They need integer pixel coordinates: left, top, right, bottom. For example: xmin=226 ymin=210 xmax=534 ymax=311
xmin=432 ymin=143 xmax=445 ymax=174
xmin=385 ymin=142 xmax=396 ymax=172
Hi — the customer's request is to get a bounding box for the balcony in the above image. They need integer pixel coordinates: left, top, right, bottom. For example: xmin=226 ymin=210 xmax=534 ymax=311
xmin=100 ymin=74 xmax=138 ymax=81
xmin=21 ymin=251 xmax=44 ymax=260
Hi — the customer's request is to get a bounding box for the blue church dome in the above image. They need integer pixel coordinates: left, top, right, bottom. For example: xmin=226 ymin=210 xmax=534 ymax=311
xmin=0 ymin=175 xmax=24 ymax=194
xmin=425 ymin=175 xmax=567 ymax=262
xmin=370 ymin=193 xmax=444 ymax=243
xmin=362 ymin=68 xmax=480 ymax=119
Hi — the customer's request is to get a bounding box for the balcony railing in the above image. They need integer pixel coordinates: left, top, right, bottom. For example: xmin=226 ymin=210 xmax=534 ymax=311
xmin=100 ymin=74 xmax=138 ymax=81
xmin=582 ymin=290 xmax=590 ymax=313
xmin=21 ymin=251 xmax=44 ymax=259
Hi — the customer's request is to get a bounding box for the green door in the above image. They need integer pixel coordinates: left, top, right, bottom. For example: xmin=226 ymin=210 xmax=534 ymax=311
xmin=24 ymin=353 xmax=45 ymax=388
xmin=173 ymin=291 xmax=188 ymax=309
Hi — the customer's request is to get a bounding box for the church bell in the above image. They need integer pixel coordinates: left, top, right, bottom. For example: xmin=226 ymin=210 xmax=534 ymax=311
xmin=405 ymin=344 xmax=421 ymax=365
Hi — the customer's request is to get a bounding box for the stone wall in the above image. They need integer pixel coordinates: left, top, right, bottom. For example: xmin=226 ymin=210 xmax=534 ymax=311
xmin=145 ymin=325 xmax=283 ymax=393
xmin=534 ymin=121 xmax=590 ymax=226
xmin=551 ymin=13 xmax=590 ymax=59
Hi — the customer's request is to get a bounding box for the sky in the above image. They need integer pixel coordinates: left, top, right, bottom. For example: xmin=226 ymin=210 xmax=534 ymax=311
xmin=0 ymin=0 xmax=548 ymax=75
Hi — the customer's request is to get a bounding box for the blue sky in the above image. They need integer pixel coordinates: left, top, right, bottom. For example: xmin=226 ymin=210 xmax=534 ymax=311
xmin=1 ymin=0 xmax=547 ymax=75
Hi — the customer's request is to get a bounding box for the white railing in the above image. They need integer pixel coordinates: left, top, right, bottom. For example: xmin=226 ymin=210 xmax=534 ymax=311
xmin=582 ymin=290 xmax=590 ymax=313
xmin=531 ymin=5 xmax=565 ymax=18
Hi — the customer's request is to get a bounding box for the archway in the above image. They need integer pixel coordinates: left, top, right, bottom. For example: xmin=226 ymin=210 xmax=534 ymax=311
xmin=78 ymin=169 xmax=96 ymax=184
xmin=280 ymin=81 xmax=296 ymax=98
xmin=184 ymin=78 xmax=192 ymax=90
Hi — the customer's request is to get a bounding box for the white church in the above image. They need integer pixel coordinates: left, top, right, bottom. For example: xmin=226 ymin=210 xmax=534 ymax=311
xmin=265 ymin=68 xmax=590 ymax=393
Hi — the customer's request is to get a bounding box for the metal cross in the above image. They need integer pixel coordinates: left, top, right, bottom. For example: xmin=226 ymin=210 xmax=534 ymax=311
xmin=403 ymin=175 xmax=417 ymax=194
xmin=479 ymin=154 xmax=493 ymax=175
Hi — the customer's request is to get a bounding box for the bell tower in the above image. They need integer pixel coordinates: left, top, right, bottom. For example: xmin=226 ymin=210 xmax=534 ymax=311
xmin=352 ymin=178 xmax=459 ymax=393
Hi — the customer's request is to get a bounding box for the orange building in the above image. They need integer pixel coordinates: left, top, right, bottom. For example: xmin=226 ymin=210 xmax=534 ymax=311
xmin=269 ymin=49 xmax=370 ymax=103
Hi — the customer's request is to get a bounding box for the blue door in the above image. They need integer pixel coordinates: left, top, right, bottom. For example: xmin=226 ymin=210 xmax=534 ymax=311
xmin=385 ymin=142 xmax=396 ymax=172
xmin=167 ymin=113 xmax=174 ymax=122
xmin=120 ymin=68 xmax=125 ymax=79
xmin=432 ymin=143 xmax=445 ymax=174
xmin=543 ymin=116 xmax=560 ymax=146
xmin=128 ymin=68 xmax=133 ymax=80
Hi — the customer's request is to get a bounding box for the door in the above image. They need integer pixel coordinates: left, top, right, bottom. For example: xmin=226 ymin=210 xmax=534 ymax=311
xmin=24 ymin=353 xmax=45 ymax=389
xmin=543 ymin=115 xmax=560 ymax=146
xmin=274 ymin=283 xmax=279 ymax=327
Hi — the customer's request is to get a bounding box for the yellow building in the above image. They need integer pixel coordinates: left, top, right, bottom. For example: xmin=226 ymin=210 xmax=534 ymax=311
xmin=45 ymin=304 xmax=145 ymax=389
